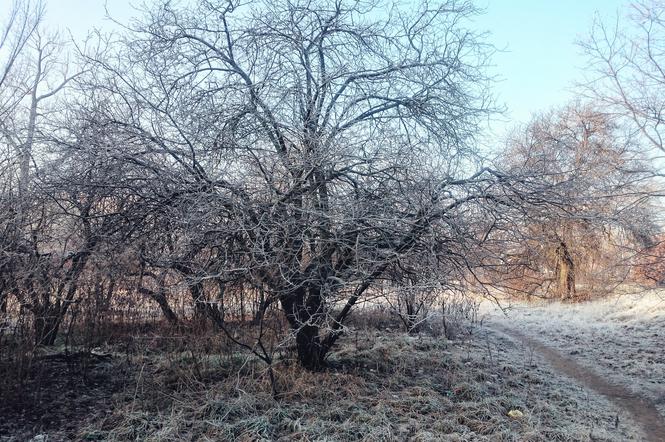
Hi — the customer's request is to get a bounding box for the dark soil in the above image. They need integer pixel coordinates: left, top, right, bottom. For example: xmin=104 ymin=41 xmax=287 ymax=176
xmin=0 ymin=352 xmax=132 ymax=441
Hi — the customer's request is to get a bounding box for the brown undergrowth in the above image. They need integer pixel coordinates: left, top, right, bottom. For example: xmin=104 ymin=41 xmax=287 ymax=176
xmin=0 ymin=310 xmax=639 ymax=441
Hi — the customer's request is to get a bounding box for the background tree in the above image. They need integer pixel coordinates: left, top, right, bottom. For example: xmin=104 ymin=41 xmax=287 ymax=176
xmin=579 ymin=1 xmax=665 ymax=285
xmin=0 ymin=0 xmax=43 ymax=316
xmin=499 ymin=103 xmax=654 ymax=299
xmin=580 ymin=0 xmax=665 ymax=173
xmin=0 ymin=3 xmax=96 ymax=345
xmin=0 ymin=0 xmax=43 ymax=120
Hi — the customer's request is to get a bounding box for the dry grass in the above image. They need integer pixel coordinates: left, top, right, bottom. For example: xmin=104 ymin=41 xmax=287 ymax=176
xmin=0 ymin=308 xmax=644 ymax=441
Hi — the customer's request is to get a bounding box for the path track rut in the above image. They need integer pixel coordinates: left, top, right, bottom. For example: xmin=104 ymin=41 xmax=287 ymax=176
xmin=491 ymin=323 xmax=665 ymax=442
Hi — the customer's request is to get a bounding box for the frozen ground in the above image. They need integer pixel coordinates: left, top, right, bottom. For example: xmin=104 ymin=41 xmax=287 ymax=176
xmin=482 ymin=289 xmax=665 ymax=440
xmin=3 ymin=292 xmax=664 ymax=440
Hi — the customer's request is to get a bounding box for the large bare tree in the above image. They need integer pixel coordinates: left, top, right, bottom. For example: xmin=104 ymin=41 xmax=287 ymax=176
xmin=77 ymin=0 xmax=522 ymax=369
xmin=0 ymin=0 xmax=44 ymax=325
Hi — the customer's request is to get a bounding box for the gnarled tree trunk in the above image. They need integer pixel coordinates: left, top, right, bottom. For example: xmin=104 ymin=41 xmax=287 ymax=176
xmin=555 ymin=241 xmax=576 ymax=300
xmin=280 ymin=286 xmax=326 ymax=371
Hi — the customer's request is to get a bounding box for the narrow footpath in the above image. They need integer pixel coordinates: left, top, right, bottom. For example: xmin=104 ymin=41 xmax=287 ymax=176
xmin=490 ymin=323 xmax=665 ymax=442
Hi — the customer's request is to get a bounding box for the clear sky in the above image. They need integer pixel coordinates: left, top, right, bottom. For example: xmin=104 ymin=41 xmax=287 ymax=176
xmin=5 ymin=0 xmax=629 ymax=140
xmin=473 ymin=0 xmax=627 ymax=139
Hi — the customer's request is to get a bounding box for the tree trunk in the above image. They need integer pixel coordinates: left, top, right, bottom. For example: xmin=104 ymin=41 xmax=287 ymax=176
xmin=295 ymin=323 xmax=325 ymax=371
xmin=0 ymin=286 xmax=6 ymax=315
xmin=139 ymin=287 xmax=179 ymax=323
xmin=33 ymin=308 xmax=61 ymax=346
xmin=215 ymin=278 xmax=226 ymax=321
xmin=281 ymin=286 xmax=326 ymax=371
xmin=555 ymin=241 xmax=576 ymax=300
xmin=189 ymin=282 xmax=225 ymax=327
xmin=189 ymin=282 xmax=208 ymax=320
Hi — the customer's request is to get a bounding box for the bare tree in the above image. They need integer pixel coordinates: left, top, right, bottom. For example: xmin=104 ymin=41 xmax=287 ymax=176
xmin=499 ymin=103 xmax=654 ymax=299
xmin=580 ymin=1 xmax=665 ymax=168
xmin=0 ymin=3 xmax=93 ymax=345
xmin=0 ymin=0 xmax=45 ymax=327
xmin=579 ymin=3 xmax=665 ymax=288
xmin=76 ymin=0 xmax=514 ymax=370
xmin=0 ymin=0 xmax=44 ymax=121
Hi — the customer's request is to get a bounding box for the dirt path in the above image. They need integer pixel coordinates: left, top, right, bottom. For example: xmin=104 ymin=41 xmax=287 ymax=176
xmin=491 ymin=323 xmax=665 ymax=442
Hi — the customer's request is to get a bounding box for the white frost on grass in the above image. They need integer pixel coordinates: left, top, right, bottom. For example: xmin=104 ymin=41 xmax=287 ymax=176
xmin=482 ymin=289 xmax=665 ymax=417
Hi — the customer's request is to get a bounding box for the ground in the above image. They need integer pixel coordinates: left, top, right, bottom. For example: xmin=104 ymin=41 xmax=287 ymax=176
xmin=484 ymin=289 xmax=665 ymax=441
xmin=1 ymin=290 xmax=663 ymax=441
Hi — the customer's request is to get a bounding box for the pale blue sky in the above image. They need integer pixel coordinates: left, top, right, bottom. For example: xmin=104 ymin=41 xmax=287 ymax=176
xmin=473 ymin=0 xmax=627 ymax=139
xmin=5 ymin=0 xmax=629 ymax=140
